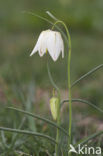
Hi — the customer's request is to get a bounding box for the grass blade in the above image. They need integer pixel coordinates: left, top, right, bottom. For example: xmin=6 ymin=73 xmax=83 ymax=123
xmin=75 ymin=130 xmax=103 ymax=147
xmin=71 ymin=64 xmax=103 ymax=88
xmin=22 ymin=11 xmax=68 ymax=47
xmin=7 ymin=107 xmax=68 ymax=136
xmin=14 ymin=150 xmax=32 ymax=156
xmin=61 ymin=98 xmax=103 ymax=113
xmin=47 ymin=62 xmax=59 ymax=91
xmin=46 ymin=11 xmax=58 ymax=21
xmin=10 ymin=117 xmax=26 ymax=148
xmin=0 ymin=127 xmax=57 ymax=144
xmin=2 ymin=117 xmax=26 ymax=154
xmin=25 ymin=82 xmax=37 ymax=132
xmin=1 ymin=131 xmax=9 ymax=149
xmin=22 ymin=11 xmax=53 ymax=25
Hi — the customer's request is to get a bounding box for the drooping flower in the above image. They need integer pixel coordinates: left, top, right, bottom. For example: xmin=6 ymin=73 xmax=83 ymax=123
xmin=30 ymin=29 xmax=64 ymax=61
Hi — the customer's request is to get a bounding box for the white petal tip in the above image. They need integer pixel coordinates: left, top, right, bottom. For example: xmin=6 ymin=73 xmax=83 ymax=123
xmin=30 ymin=51 xmax=35 ymax=56
xmin=30 ymin=53 xmax=33 ymax=56
xmin=52 ymin=58 xmax=57 ymax=62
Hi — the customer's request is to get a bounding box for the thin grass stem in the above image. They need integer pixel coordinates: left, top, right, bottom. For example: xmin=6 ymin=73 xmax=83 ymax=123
xmin=0 ymin=127 xmax=57 ymax=144
xmin=75 ymin=130 xmax=103 ymax=147
xmin=61 ymin=99 xmax=103 ymax=113
xmin=52 ymin=20 xmax=72 ymax=156
xmin=71 ymin=64 xmax=103 ymax=88
xmin=7 ymin=107 xmax=68 ymax=136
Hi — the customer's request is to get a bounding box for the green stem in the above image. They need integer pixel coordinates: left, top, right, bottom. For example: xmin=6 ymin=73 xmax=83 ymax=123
xmin=52 ymin=20 xmax=72 ymax=156
xmin=47 ymin=61 xmax=61 ymax=155
xmin=55 ymin=91 xmax=61 ymax=156
xmin=68 ymin=32 xmax=72 ymax=150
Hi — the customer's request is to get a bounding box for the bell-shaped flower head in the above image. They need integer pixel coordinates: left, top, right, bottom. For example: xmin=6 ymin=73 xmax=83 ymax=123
xmin=30 ymin=29 xmax=64 ymax=61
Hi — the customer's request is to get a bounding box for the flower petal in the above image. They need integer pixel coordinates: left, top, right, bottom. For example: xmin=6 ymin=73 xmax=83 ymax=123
xmin=30 ymin=29 xmax=64 ymax=61
xmin=30 ymin=31 xmax=44 ymax=56
xmin=47 ymin=31 xmax=63 ymax=61
xmin=30 ymin=44 xmax=38 ymax=56
xmin=38 ymin=31 xmax=48 ymax=57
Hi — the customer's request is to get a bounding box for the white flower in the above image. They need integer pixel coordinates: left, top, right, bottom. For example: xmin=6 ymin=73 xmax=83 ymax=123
xmin=30 ymin=29 xmax=64 ymax=61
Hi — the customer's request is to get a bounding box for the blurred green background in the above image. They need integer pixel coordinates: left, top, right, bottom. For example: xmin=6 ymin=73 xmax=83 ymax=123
xmin=0 ymin=0 xmax=103 ymax=100
xmin=0 ymin=0 xmax=103 ymax=154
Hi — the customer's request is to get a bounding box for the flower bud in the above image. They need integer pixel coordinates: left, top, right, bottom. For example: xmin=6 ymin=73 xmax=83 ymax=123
xmin=50 ymin=97 xmax=59 ymax=120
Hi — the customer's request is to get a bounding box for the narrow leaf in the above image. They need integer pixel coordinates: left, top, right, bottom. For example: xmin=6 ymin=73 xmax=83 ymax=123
xmin=72 ymin=64 xmax=103 ymax=87
xmin=46 ymin=11 xmax=58 ymax=21
xmin=1 ymin=131 xmax=9 ymax=149
xmin=61 ymin=98 xmax=103 ymax=113
xmin=7 ymin=107 xmax=68 ymax=136
xmin=22 ymin=11 xmax=68 ymax=47
xmin=0 ymin=127 xmax=57 ymax=144
xmin=47 ymin=62 xmax=59 ymax=91
xmin=25 ymin=82 xmax=37 ymax=132
xmin=75 ymin=130 xmax=103 ymax=147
